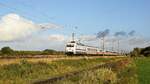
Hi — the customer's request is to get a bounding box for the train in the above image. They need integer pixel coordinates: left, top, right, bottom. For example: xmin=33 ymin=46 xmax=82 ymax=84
xmin=65 ymin=40 xmax=118 ymax=56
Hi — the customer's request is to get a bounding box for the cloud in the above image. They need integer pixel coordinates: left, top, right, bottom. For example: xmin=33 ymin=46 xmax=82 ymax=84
xmin=128 ymin=30 xmax=136 ymax=36
xmin=128 ymin=36 xmax=148 ymax=45
xmin=80 ymin=35 xmax=97 ymax=41
xmin=114 ymin=31 xmax=126 ymax=37
xmin=0 ymin=36 xmax=65 ymax=51
xmin=0 ymin=13 xmax=60 ymax=41
xmin=114 ymin=30 xmax=136 ymax=37
xmin=39 ymin=23 xmax=62 ymax=29
xmin=48 ymin=34 xmax=65 ymax=41
xmin=105 ymin=36 xmax=117 ymax=42
xmin=96 ymin=29 xmax=110 ymax=38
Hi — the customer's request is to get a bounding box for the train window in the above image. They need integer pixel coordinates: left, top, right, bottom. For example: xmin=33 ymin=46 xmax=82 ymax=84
xmin=70 ymin=41 xmax=75 ymax=43
xmin=67 ymin=45 xmax=74 ymax=47
xmin=87 ymin=48 xmax=97 ymax=51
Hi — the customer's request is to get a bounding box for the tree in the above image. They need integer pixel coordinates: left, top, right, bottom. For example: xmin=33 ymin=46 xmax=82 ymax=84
xmin=1 ymin=46 xmax=14 ymax=55
xmin=141 ymin=46 xmax=150 ymax=57
xmin=130 ymin=47 xmax=142 ymax=57
xmin=130 ymin=46 xmax=150 ymax=57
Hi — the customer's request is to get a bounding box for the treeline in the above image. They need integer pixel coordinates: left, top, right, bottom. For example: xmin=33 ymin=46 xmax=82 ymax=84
xmin=0 ymin=46 xmax=64 ymax=56
xmin=130 ymin=46 xmax=150 ymax=57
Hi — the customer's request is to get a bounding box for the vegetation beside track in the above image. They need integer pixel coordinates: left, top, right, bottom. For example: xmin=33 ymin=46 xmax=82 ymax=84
xmin=0 ymin=56 xmax=124 ymax=66
xmin=55 ymin=58 xmax=138 ymax=84
xmin=0 ymin=57 xmax=142 ymax=84
xmin=0 ymin=58 xmax=114 ymax=84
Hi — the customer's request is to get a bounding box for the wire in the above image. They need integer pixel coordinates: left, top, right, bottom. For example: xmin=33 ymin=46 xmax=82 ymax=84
xmin=0 ymin=2 xmax=43 ymax=22
xmin=16 ymin=0 xmax=55 ymax=21
xmin=0 ymin=1 xmax=62 ymax=29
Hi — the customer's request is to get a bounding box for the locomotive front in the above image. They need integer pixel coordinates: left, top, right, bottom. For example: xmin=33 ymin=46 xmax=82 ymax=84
xmin=65 ymin=41 xmax=76 ymax=55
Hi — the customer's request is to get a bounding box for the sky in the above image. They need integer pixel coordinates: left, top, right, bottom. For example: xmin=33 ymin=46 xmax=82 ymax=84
xmin=0 ymin=0 xmax=150 ymax=51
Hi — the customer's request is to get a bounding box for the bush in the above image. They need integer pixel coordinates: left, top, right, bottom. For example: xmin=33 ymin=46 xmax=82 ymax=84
xmin=1 ymin=46 xmax=14 ymax=55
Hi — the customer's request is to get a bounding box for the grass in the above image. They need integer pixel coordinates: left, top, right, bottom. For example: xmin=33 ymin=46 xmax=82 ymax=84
xmin=117 ymin=59 xmax=138 ymax=84
xmin=0 ymin=57 xmax=137 ymax=84
xmin=0 ymin=58 xmax=114 ymax=84
xmin=0 ymin=56 xmax=121 ymax=65
xmin=134 ymin=57 xmax=150 ymax=84
xmin=56 ymin=68 xmax=117 ymax=84
xmin=56 ymin=58 xmax=138 ymax=84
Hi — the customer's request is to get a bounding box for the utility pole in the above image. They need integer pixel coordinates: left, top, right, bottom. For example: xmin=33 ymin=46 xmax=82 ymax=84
xmin=102 ymin=37 xmax=105 ymax=56
xmin=112 ymin=40 xmax=114 ymax=52
xmin=72 ymin=26 xmax=78 ymax=42
xmin=117 ymin=40 xmax=120 ymax=54
xmin=72 ymin=33 xmax=75 ymax=41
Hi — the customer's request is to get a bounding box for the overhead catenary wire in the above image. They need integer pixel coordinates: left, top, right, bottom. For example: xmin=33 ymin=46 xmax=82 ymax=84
xmin=14 ymin=0 xmax=56 ymax=21
xmin=0 ymin=2 xmax=40 ymax=22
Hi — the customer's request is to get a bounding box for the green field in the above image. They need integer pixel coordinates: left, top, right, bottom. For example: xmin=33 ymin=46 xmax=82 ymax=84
xmin=134 ymin=58 xmax=150 ymax=84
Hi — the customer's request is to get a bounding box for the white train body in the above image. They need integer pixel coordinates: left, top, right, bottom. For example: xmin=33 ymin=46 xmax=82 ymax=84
xmin=65 ymin=41 xmax=98 ymax=55
xmin=65 ymin=41 xmax=118 ymax=55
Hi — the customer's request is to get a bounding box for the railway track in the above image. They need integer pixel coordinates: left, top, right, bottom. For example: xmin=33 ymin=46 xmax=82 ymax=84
xmin=0 ymin=55 xmax=125 ymax=59
xmin=33 ymin=59 xmax=129 ymax=84
xmin=0 ymin=55 xmax=64 ymax=59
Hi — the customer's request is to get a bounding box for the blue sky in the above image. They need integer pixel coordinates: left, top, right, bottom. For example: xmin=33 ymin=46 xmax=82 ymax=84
xmin=0 ymin=0 xmax=149 ymax=50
